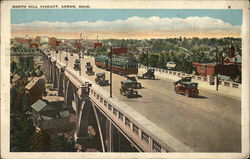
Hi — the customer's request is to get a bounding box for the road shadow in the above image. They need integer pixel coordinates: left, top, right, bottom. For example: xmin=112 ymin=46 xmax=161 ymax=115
xmin=137 ymin=78 xmax=160 ymax=80
xmin=191 ymin=95 xmax=208 ymax=99
xmin=127 ymin=94 xmax=143 ymax=98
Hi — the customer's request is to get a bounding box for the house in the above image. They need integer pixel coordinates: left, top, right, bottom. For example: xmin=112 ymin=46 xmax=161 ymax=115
xmin=11 ymin=74 xmax=27 ymax=86
xmin=192 ymin=62 xmax=216 ymax=77
xmin=25 ymin=77 xmax=45 ymax=104
xmin=49 ymin=37 xmax=61 ymax=47
xmin=31 ymin=99 xmax=71 ymax=131
xmin=193 ymin=44 xmax=241 ymax=81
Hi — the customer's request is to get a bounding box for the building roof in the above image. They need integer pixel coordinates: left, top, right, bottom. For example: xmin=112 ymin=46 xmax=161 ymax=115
xmin=12 ymin=75 xmax=21 ymax=83
xmin=31 ymin=99 xmax=47 ymax=112
xmin=231 ymin=55 xmax=242 ymax=63
xmin=25 ymin=77 xmax=40 ymax=90
xmin=59 ymin=110 xmax=70 ymax=118
xmin=40 ymin=110 xmax=70 ymax=120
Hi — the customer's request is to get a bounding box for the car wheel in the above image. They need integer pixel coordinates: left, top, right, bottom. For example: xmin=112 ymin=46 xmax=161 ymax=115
xmin=175 ymin=87 xmax=179 ymax=94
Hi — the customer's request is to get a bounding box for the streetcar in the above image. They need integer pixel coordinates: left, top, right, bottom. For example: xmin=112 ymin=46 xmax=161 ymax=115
xmin=95 ymin=55 xmax=138 ymax=75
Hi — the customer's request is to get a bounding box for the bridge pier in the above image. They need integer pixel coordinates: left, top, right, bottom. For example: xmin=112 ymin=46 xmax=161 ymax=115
xmin=57 ymin=67 xmax=65 ymax=96
xmin=52 ymin=61 xmax=58 ymax=89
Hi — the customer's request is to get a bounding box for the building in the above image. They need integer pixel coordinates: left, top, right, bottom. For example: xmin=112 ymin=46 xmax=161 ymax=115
xmin=192 ymin=62 xmax=216 ymax=77
xmin=39 ymin=36 xmax=49 ymax=44
xmin=11 ymin=74 xmax=27 ymax=87
xmin=49 ymin=37 xmax=60 ymax=47
xmin=25 ymin=77 xmax=45 ymax=104
xmin=31 ymin=99 xmax=71 ymax=131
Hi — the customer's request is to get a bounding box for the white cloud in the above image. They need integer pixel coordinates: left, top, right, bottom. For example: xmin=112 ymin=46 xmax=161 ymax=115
xmin=12 ymin=16 xmax=241 ymax=34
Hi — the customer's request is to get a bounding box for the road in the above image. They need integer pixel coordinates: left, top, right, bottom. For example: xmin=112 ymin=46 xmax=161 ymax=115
xmin=52 ymin=51 xmax=241 ymax=152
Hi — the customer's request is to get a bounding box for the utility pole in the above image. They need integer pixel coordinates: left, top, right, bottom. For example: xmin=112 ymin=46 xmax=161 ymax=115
xmin=109 ymin=42 xmax=113 ymax=98
xmin=216 ymin=46 xmax=219 ymax=91
xmin=79 ymin=34 xmax=81 ymax=76
xmin=146 ymin=46 xmax=149 ymax=70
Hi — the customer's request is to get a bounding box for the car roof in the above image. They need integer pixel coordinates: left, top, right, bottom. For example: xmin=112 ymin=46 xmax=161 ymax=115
xmin=127 ymin=76 xmax=136 ymax=79
xmin=97 ymin=72 xmax=105 ymax=75
xmin=122 ymin=80 xmax=133 ymax=84
xmin=180 ymin=81 xmax=198 ymax=85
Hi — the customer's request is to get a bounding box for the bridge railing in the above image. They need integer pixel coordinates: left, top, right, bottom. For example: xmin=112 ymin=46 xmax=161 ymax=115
xmin=139 ymin=64 xmax=241 ymax=90
xmin=89 ymin=85 xmax=194 ymax=152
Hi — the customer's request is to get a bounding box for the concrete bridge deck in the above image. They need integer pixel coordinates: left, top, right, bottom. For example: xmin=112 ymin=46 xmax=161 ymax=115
xmin=48 ymin=51 xmax=241 ymax=152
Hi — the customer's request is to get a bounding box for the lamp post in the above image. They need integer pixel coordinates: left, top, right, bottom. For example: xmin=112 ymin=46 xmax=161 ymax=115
xmin=109 ymin=42 xmax=113 ymax=98
xmin=78 ymin=47 xmax=81 ymax=76
xmin=65 ymin=47 xmax=69 ymax=66
xmin=59 ymin=48 xmax=62 ymax=62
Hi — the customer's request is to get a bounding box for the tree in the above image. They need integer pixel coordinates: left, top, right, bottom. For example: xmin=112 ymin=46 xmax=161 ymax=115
xmin=32 ymin=130 xmax=51 ymax=152
xmin=138 ymin=53 xmax=147 ymax=65
xmin=10 ymin=113 xmax=36 ymax=152
xmin=156 ymin=53 xmax=165 ymax=68
xmin=50 ymin=135 xmax=76 ymax=152
xmin=11 ymin=61 xmax=17 ymax=73
xmin=22 ymin=93 xmax=32 ymax=113
xmin=148 ymin=54 xmax=159 ymax=67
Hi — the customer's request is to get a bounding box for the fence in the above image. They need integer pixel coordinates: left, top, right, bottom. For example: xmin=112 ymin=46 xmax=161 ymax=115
xmin=139 ymin=64 xmax=241 ymax=90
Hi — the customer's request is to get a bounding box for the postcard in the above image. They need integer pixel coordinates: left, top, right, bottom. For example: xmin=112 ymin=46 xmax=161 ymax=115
xmin=1 ymin=0 xmax=249 ymax=159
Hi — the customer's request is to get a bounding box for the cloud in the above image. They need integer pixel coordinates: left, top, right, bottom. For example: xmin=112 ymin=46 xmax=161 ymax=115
xmin=12 ymin=16 xmax=241 ymax=35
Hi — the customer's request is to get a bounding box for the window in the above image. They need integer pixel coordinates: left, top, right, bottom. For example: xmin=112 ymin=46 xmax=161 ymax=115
xmin=113 ymin=108 xmax=118 ymax=116
xmin=133 ymin=124 xmax=139 ymax=135
xmin=141 ymin=132 xmax=149 ymax=144
xmin=108 ymin=104 xmax=112 ymax=111
xmin=104 ymin=100 xmax=107 ymax=107
xmin=118 ymin=112 xmax=123 ymax=121
xmin=201 ymin=66 xmax=205 ymax=70
xmin=100 ymin=97 xmax=103 ymax=103
xmin=125 ymin=117 xmax=131 ymax=127
xmin=153 ymin=141 xmax=161 ymax=152
xmin=97 ymin=95 xmax=99 ymax=100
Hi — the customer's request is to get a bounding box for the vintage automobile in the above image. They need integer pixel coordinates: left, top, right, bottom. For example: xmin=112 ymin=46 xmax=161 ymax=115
xmin=85 ymin=62 xmax=95 ymax=76
xmin=138 ymin=69 xmax=155 ymax=79
xmin=174 ymin=81 xmax=199 ymax=97
xmin=173 ymin=76 xmax=192 ymax=86
xmin=126 ymin=75 xmax=142 ymax=89
xmin=120 ymin=80 xmax=138 ymax=98
xmin=95 ymin=72 xmax=109 ymax=86
xmin=74 ymin=59 xmax=80 ymax=70
xmin=64 ymin=56 xmax=69 ymax=61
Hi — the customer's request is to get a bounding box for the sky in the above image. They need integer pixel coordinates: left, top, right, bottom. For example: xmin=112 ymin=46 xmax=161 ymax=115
xmin=11 ymin=9 xmax=242 ymax=39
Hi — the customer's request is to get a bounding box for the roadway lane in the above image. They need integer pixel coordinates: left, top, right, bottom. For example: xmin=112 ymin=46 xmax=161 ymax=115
xmin=52 ymin=51 xmax=241 ymax=152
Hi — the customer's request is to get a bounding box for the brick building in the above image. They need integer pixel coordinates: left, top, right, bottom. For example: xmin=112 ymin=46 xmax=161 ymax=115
xmin=25 ymin=77 xmax=45 ymax=104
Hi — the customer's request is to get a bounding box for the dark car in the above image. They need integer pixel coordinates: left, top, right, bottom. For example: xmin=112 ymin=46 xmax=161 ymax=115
xmin=85 ymin=62 xmax=95 ymax=76
xmin=173 ymin=76 xmax=192 ymax=86
xmin=119 ymin=80 xmax=138 ymax=98
xmin=174 ymin=81 xmax=199 ymax=97
xmin=138 ymin=69 xmax=155 ymax=79
xmin=74 ymin=59 xmax=80 ymax=70
xmin=95 ymin=72 xmax=109 ymax=86
xmin=126 ymin=75 xmax=142 ymax=89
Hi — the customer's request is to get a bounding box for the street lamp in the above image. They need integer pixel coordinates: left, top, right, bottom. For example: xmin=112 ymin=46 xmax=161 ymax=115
xmin=78 ymin=47 xmax=81 ymax=76
xmin=65 ymin=47 xmax=69 ymax=66
xmin=144 ymin=45 xmax=149 ymax=70
xmin=109 ymin=42 xmax=113 ymax=98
